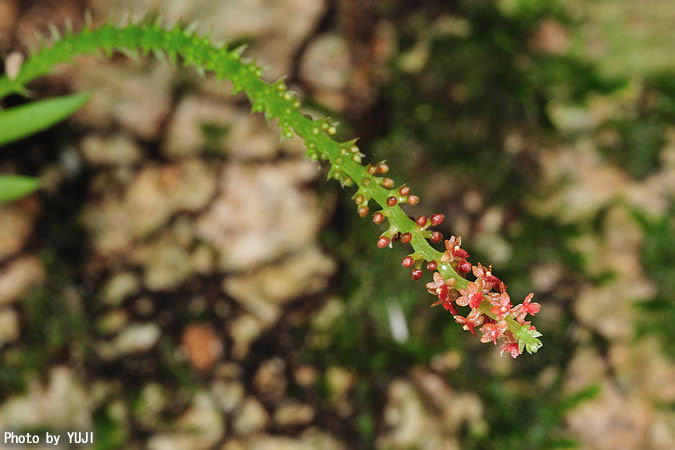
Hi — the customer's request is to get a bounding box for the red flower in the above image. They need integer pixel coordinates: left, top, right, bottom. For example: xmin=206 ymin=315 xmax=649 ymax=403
xmin=510 ymin=293 xmax=540 ymax=323
xmin=456 ymin=281 xmax=484 ymax=310
xmin=472 ymin=263 xmax=503 ymax=291
xmin=444 ymin=236 xmax=469 ymax=259
xmin=499 ymin=341 xmax=521 ymax=359
xmin=479 ymin=321 xmax=508 ymax=344
xmin=453 ymin=309 xmax=485 ymax=336
xmin=428 ymin=272 xmax=457 ymax=314
xmin=490 ymin=304 xmax=512 ymax=321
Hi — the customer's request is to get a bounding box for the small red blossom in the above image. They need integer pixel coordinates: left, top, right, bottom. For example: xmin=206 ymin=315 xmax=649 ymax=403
xmin=456 ymin=281 xmax=484 ymax=310
xmin=427 ymin=273 xmax=457 ymax=311
xmin=425 ymin=272 xmax=444 ymax=290
xmin=480 ymin=321 xmax=508 ymax=344
xmin=487 ymin=290 xmax=510 ymax=307
xmin=431 ymin=298 xmax=457 ymax=315
xmin=510 ymin=293 xmax=540 ymax=323
xmin=426 ymin=272 xmax=449 ymax=300
xmin=499 ymin=341 xmax=521 ymax=359
xmin=490 ymin=304 xmax=512 ymax=321
xmin=472 ymin=263 xmax=503 ymax=291
xmin=453 ymin=309 xmax=485 ymax=336
xmin=445 ymin=237 xmax=469 ymax=259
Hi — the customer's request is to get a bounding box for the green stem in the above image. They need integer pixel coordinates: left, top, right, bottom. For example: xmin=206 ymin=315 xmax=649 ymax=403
xmin=0 ymin=21 xmax=541 ymax=353
xmin=0 ymin=22 xmax=467 ymax=287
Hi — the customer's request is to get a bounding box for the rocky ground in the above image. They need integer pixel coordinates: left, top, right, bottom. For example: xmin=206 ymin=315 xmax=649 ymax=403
xmin=1 ymin=0 xmax=674 ymax=449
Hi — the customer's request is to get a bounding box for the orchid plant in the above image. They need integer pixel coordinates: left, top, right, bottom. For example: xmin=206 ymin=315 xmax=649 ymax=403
xmin=0 ymin=16 xmax=542 ymax=357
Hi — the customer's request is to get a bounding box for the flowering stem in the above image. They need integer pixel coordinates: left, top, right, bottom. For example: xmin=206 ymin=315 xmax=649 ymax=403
xmin=0 ymin=19 xmax=542 ymax=357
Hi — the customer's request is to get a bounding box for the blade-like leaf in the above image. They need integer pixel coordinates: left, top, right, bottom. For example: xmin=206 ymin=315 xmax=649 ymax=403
xmin=0 ymin=174 xmax=40 ymax=204
xmin=0 ymin=92 xmax=90 ymax=146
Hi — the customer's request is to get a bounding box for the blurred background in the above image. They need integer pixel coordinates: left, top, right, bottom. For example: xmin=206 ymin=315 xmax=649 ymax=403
xmin=1 ymin=0 xmax=674 ymax=449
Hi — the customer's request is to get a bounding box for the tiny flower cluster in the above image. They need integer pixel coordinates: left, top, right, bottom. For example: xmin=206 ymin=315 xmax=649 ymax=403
xmin=426 ymin=238 xmax=541 ymax=358
xmin=363 ymin=183 xmax=542 ymax=358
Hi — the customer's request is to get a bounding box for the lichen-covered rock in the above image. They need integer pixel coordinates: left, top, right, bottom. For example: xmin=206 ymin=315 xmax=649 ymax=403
xmin=124 ymin=160 xmax=218 ymax=239
xmin=0 ymin=366 xmax=91 ymax=429
xmin=83 ymin=159 xmax=217 ymax=255
xmin=299 ymin=33 xmax=351 ymax=111
xmin=199 ymin=160 xmax=323 ymax=271
xmin=80 ymin=134 xmax=143 ymax=166
xmin=147 ymin=392 xmax=224 ymax=450
xmin=325 ymin=366 xmax=354 ymax=401
xmin=0 ymin=200 xmax=39 ymax=261
xmin=530 ymin=144 xmax=630 ymax=221
xmin=64 ymin=60 xmax=174 ymax=140
xmin=223 ymin=245 xmax=335 ymax=323
xmin=164 ymin=96 xmax=281 ymax=160
xmin=101 ymin=271 xmax=141 ymax=306
xmin=0 ymin=255 xmax=44 ymax=306
xmin=378 ymin=379 xmax=459 ymax=450
xmin=0 ymin=307 xmax=19 ymax=346
xmin=111 ymin=323 xmax=161 ymax=356
xmin=378 ymin=370 xmax=484 ymax=450
xmin=97 ymin=308 xmax=129 ymax=335
xmin=274 ymin=401 xmax=315 ymax=427
xmin=410 ymin=368 xmax=483 ymax=432
xmin=229 ymin=313 xmax=265 ymax=360
xmin=232 ymin=397 xmax=269 ymax=436
xmin=130 ymin=225 xmax=196 ymax=291
xmin=225 ymin=429 xmax=345 ymax=450
xmin=574 ymin=207 xmax=655 ymax=340
xmin=136 ymin=383 xmax=168 ymax=429
xmin=211 ymin=380 xmax=245 ymax=413
xmin=253 ymin=358 xmax=287 ymax=401
xmin=609 ymin=339 xmax=675 ymax=404
xmin=566 ymin=384 xmax=653 ymax=450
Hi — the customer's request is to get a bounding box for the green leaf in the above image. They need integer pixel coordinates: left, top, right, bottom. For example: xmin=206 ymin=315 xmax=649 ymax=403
xmin=0 ymin=175 xmax=40 ymax=204
xmin=0 ymin=92 xmax=90 ymax=146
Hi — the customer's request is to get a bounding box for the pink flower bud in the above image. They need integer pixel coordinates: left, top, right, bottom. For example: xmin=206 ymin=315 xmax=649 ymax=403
xmin=430 ymin=213 xmax=444 ymax=226
xmin=377 ymin=236 xmax=390 ymax=248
